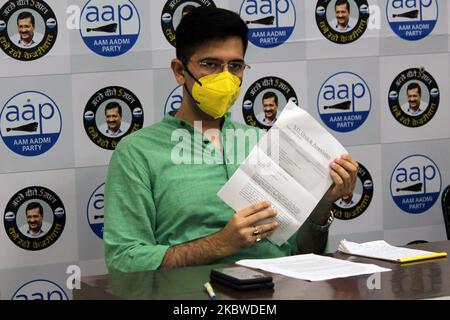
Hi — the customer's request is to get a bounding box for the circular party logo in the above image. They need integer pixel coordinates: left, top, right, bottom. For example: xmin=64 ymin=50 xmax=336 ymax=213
xmin=83 ymin=86 xmax=144 ymax=150
xmin=0 ymin=91 xmax=62 ymax=157
xmin=388 ymin=67 xmax=439 ymax=127
xmin=80 ymin=0 xmax=140 ymax=57
xmin=0 ymin=0 xmax=57 ymax=61
xmin=333 ymin=162 xmax=373 ymax=220
xmin=86 ymin=183 xmax=104 ymax=239
xmin=164 ymin=85 xmax=183 ymax=115
xmin=390 ymin=154 xmax=441 ymax=214
xmin=386 ymin=0 xmax=438 ymax=41
xmin=12 ymin=279 xmax=69 ymax=300
xmin=317 ymin=71 xmax=371 ymax=133
xmin=239 ymin=0 xmax=296 ymax=48
xmin=315 ymin=0 xmax=369 ymax=44
xmin=161 ymin=0 xmax=216 ymax=47
xmin=242 ymin=76 xmax=298 ymax=130
xmin=4 ymin=186 xmax=66 ymax=251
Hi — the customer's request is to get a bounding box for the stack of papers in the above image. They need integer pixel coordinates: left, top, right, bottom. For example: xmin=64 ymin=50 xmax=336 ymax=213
xmin=338 ymin=240 xmax=448 ymax=263
xmin=236 ymin=254 xmax=391 ymax=282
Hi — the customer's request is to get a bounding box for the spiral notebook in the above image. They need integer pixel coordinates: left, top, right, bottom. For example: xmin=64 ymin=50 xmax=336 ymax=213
xmin=338 ymin=240 xmax=447 ymax=263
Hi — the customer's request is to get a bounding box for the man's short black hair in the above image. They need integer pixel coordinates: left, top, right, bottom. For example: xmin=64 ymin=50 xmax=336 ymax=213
xmin=263 ymin=91 xmax=278 ymax=105
xmin=26 ymin=202 xmax=43 ymax=217
xmin=407 ymin=82 xmax=421 ymax=96
xmin=182 ymin=5 xmax=196 ymax=16
xmin=176 ymin=7 xmax=248 ymax=63
xmin=335 ymin=0 xmax=350 ymax=12
xmin=17 ymin=11 xmax=35 ymax=26
xmin=105 ymin=101 xmax=122 ymax=116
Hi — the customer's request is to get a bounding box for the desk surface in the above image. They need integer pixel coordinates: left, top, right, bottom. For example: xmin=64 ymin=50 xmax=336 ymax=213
xmin=74 ymin=241 xmax=450 ymax=300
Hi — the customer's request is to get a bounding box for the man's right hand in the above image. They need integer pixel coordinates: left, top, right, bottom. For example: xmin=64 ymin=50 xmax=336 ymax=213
xmin=216 ymin=201 xmax=279 ymax=255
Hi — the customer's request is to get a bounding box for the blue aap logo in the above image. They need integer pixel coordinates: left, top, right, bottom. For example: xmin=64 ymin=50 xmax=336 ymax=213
xmin=387 ymin=0 xmax=438 ymax=41
xmin=0 ymin=91 xmax=62 ymax=157
xmin=80 ymin=0 xmax=140 ymax=57
xmin=390 ymin=154 xmax=441 ymax=214
xmin=12 ymin=279 xmax=69 ymax=300
xmin=164 ymin=85 xmax=183 ymax=115
xmin=317 ymin=71 xmax=371 ymax=133
xmin=240 ymin=0 xmax=296 ymax=48
xmin=87 ymin=183 xmax=104 ymax=240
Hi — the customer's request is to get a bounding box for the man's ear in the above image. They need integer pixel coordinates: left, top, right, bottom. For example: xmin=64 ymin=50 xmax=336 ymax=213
xmin=171 ymin=58 xmax=186 ymax=85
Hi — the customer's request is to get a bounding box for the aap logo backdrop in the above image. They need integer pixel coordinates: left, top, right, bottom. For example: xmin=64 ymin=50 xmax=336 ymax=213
xmin=388 ymin=67 xmax=439 ymax=128
xmin=240 ymin=0 xmax=296 ymax=48
xmin=4 ymin=186 xmax=66 ymax=251
xmin=80 ymin=0 xmax=140 ymax=57
xmin=83 ymin=86 xmax=144 ymax=150
xmin=315 ymin=0 xmax=370 ymax=44
xmin=0 ymin=0 xmax=58 ymax=61
xmin=317 ymin=71 xmax=371 ymax=133
xmin=86 ymin=183 xmax=104 ymax=240
xmin=164 ymin=85 xmax=183 ymax=115
xmin=242 ymin=76 xmax=298 ymax=130
xmin=333 ymin=162 xmax=373 ymax=220
xmin=0 ymin=91 xmax=62 ymax=157
xmin=161 ymin=0 xmax=216 ymax=47
xmin=12 ymin=279 xmax=68 ymax=300
xmin=386 ymin=0 xmax=438 ymax=41
xmin=390 ymin=154 xmax=441 ymax=214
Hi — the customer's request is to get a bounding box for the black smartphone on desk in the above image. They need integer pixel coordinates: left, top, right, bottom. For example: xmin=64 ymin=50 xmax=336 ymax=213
xmin=210 ymin=266 xmax=274 ymax=291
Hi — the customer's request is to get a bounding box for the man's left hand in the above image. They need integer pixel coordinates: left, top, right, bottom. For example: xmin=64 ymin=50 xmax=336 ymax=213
xmin=323 ymin=155 xmax=358 ymax=204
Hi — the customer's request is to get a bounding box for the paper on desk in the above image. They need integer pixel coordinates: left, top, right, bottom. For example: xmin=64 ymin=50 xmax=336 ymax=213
xmin=338 ymin=239 xmax=448 ymax=262
xmin=218 ymin=101 xmax=348 ymax=245
xmin=237 ymin=254 xmax=391 ymax=282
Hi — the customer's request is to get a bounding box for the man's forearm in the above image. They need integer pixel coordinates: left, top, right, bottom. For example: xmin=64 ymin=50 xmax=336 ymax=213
xmin=160 ymin=232 xmax=234 ymax=269
xmin=296 ymin=223 xmax=329 ymax=254
xmin=296 ymin=200 xmax=333 ymax=254
xmin=160 ymin=202 xmax=279 ymax=269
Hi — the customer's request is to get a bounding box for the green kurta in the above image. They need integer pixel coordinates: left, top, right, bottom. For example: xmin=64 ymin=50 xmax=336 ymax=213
xmin=104 ymin=112 xmax=298 ymax=272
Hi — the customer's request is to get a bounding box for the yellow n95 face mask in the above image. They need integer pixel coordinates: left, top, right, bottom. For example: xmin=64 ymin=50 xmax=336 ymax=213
xmin=187 ymin=71 xmax=242 ymax=119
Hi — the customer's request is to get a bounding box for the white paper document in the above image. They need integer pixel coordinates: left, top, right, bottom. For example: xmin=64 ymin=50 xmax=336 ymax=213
xmin=237 ymin=254 xmax=391 ymax=282
xmin=338 ymin=239 xmax=448 ymax=263
xmin=218 ymin=101 xmax=348 ymax=245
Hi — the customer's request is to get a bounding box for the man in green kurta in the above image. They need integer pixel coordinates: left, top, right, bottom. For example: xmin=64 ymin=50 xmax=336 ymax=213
xmin=104 ymin=7 xmax=358 ymax=272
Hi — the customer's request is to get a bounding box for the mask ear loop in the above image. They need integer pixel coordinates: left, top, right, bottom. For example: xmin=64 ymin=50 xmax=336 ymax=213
xmin=182 ymin=60 xmax=203 ymax=86
xmin=181 ymin=60 xmax=202 ymax=105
